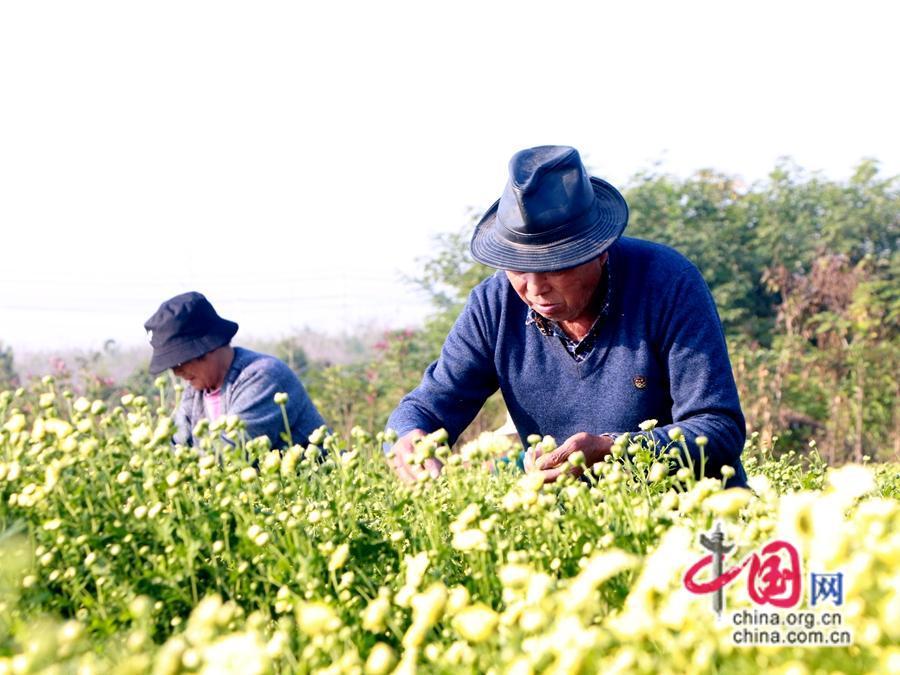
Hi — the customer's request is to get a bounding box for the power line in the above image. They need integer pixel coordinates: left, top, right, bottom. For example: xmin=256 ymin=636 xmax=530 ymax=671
xmin=0 ymin=272 xmax=410 ymax=287
xmin=0 ymin=299 xmax=430 ymax=314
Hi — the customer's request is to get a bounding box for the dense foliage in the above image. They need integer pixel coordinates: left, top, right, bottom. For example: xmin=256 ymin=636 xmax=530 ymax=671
xmin=0 ymin=382 xmax=898 ymax=673
xmin=624 ymin=161 xmax=899 ymax=463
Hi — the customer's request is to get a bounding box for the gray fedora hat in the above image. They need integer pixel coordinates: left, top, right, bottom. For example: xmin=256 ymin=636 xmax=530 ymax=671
xmin=470 ymin=146 xmax=629 ymax=272
xmin=144 ymin=292 xmax=238 ymax=375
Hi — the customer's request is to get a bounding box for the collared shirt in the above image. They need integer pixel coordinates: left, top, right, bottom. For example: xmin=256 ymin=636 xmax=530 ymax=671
xmin=524 ymin=256 xmax=613 ymax=362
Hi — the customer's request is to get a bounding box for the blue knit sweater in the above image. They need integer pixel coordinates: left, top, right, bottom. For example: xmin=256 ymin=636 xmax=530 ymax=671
xmin=174 ymin=347 xmax=325 ymax=450
xmin=387 ymin=237 xmax=748 ymax=487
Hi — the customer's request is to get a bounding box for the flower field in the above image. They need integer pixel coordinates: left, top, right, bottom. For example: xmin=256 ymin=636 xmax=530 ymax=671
xmin=0 ymin=380 xmax=898 ymax=674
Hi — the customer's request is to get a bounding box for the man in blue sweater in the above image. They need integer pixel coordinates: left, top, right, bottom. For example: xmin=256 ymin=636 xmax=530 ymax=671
xmin=144 ymin=291 xmax=325 ymax=450
xmin=386 ymin=145 xmax=748 ymax=487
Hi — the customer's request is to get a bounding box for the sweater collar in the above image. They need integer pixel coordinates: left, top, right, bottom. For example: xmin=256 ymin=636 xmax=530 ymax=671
xmin=220 ymin=347 xmax=253 ymax=396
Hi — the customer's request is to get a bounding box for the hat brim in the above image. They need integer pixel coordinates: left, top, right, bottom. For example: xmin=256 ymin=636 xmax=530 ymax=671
xmin=148 ymin=320 xmax=238 ymax=375
xmin=470 ymin=177 xmax=629 ymax=272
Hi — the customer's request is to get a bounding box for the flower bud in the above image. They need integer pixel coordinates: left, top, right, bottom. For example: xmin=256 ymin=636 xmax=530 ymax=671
xmin=452 ymin=604 xmax=498 ymax=644
xmin=329 ymin=543 xmax=350 ymax=572
xmin=365 ymin=643 xmax=396 ymax=675
xmin=308 ymin=426 xmax=327 ymax=445
xmin=648 ymin=462 xmax=668 ymax=483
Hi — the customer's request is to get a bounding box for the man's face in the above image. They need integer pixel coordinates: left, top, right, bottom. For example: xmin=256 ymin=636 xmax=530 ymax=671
xmin=172 ymin=352 xmax=221 ymax=391
xmin=505 ymin=253 xmax=608 ymax=323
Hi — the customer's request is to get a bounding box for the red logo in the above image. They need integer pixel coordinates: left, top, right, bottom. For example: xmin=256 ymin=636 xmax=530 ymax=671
xmin=683 ymin=523 xmax=802 ymax=615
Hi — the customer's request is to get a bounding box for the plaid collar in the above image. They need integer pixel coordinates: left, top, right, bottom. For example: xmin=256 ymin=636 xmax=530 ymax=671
xmin=524 ymin=253 xmax=614 ymax=361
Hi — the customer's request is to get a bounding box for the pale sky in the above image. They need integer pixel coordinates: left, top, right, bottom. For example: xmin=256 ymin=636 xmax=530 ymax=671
xmin=1 ymin=1 xmax=897 ymax=354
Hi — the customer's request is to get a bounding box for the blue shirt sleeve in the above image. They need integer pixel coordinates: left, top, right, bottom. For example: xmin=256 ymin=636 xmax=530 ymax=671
xmin=386 ymin=285 xmax=500 ymax=445
xmin=229 ymin=360 xmax=326 ymax=449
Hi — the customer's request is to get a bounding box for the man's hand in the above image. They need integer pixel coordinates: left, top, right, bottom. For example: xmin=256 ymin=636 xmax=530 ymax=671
xmin=525 ymin=432 xmax=613 ymax=483
xmin=388 ymin=429 xmax=444 ymax=484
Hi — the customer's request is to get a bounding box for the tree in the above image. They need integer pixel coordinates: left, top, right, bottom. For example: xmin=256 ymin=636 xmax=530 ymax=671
xmin=271 ymin=336 xmax=310 ymax=377
xmin=406 ymin=221 xmax=493 ymax=362
xmin=0 ymin=341 xmax=17 ymax=391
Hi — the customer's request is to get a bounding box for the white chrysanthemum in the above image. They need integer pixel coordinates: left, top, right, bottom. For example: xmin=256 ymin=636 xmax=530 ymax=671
xmin=296 ymin=601 xmax=341 ymax=636
xmin=362 ymin=594 xmax=391 ymax=633
xmin=776 ymin=491 xmax=820 ymax=556
xmin=563 ymin=550 xmax=636 ymax=611
xmin=403 ymin=552 xmax=430 ymax=590
xmin=648 ymin=462 xmax=668 ymax=483
xmin=410 ymin=583 xmax=447 ymax=631
xmin=152 ymin=416 xmax=175 ymax=444
xmin=498 ymin=564 xmax=532 ymax=589
xmin=445 ymin=585 xmax=470 ymax=616
xmin=329 ymin=543 xmax=350 ymax=572
xmin=364 ymin=642 xmax=396 ymax=675
xmin=610 ymin=526 xmax=695 ymax=638
xmin=746 ymin=473 xmax=770 ymax=492
xmin=154 ymin=636 xmax=188 ymax=675
xmin=703 ymin=488 xmax=752 ymax=516
xmin=827 ymin=464 xmax=876 ymax=503
xmin=526 ymin=573 xmax=554 ymax=605
xmin=129 ymin=424 xmax=152 ymax=446
xmin=453 ymin=603 xmax=498 ymax=643
xmin=3 ymin=413 xmax=26 ymax=433
xmin=459 ymin=431 xmax=513 ymax=462
xmin=450 ymin=503 xmax=480 ymax=534
xmin=452 ymin=528 xmax=488 ymax=552
xmin=4 ymin=461 xmax=20 ymax=482
xmin=45 ymin=418 xmax=74 ymax=438
xmin=186 ymin=595 xmax=223 ymax=645
xmin=57 ymin=620 xmax=84 ymax=645
xmin=577 ymin=549 xmax=637 ymax=587
xmin=199 ymin=631 xmax=270 ymax=675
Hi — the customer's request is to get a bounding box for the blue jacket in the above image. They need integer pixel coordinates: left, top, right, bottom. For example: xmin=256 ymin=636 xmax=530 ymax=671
xmin=174 ymin=347 xmax=325 ymax=449
xmin=387 ymin=237 xmax=748 ymax=487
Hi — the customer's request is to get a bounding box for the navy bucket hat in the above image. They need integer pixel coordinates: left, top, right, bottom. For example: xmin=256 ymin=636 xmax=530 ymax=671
xmin=144 ymin=292 xmax=238 ymax=375
xmin=470 ymin=146 xmax=629 ymax=272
